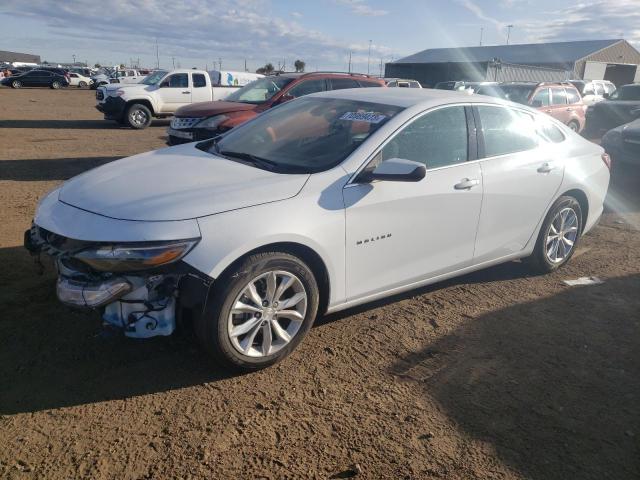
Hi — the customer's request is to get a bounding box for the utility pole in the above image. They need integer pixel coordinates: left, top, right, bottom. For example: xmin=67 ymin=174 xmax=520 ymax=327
xmin=219 ymin=57 xmax=222 ymax=70
xmin=155 ymin=38 xmax=159 ymax=69
xmin=72 ymin=54 xmax=76 ymax=64
xmin=367 ymin=40 xmax=372 ymax=75
xmin=506 ymin=25 xmax=514 ymax=45
xmin=379 ymin=58 xmax=383 ymax=77
xmin=348 ymin=51 xmax=352 ymax=73
xmin=479 ymin=27 xmax=484 ymax=46
xmin=244 ymin=58 xmax=247 ymax=72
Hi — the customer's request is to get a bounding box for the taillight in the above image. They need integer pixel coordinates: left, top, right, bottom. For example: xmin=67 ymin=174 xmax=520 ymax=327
xmin=601 ymin=153 xmax=612 ymax=170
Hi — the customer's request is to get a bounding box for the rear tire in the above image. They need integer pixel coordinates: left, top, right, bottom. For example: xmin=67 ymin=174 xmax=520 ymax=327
xmin=125 ymin=103 xmax=152 ymax=129
xmin=11 ymin=80 xmax=21 ymax=89
xmin=51 ymin=81 xmax=61 ymax=89
xmin=525 ymin=195 xmax=582 ymax=274
xmin=568 ymin=120 xmax=580 ymax=132
xmin=195 ymin=252 xmax=320 ymax=371
xmin=78 ymin=81 xmax=87 ymax=88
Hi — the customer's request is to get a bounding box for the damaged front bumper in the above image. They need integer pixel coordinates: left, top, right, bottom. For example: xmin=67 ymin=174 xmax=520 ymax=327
xmin=24 ymin=224 xmax=211 ymax=339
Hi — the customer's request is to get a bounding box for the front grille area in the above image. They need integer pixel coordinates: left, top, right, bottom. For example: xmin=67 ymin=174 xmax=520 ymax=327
xmin=170 ymin=117 xmax=201 ymax=129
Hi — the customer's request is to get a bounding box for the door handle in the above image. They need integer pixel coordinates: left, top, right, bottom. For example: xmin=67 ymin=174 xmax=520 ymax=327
xmin=537 ymin=162 xmax=556 ymax=173
xmin=566 ymin=108 xmax=573 ymax=112
xmin=454 ymin=178 xmax=479 ymax=190
xmin=182 ymin=91 xmax=190 ymax=94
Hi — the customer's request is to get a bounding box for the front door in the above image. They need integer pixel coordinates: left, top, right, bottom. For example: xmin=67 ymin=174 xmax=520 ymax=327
xmin=472 ymin=105 xmax=564 ymax=263
xmin=344 ymin=105 xmax=483 ymax=300
xmin=157 ymin=73 xmax=191 ymax=112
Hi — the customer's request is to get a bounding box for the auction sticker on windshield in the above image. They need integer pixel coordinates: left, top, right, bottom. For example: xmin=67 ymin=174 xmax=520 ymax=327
xmin=340 ymin=112 xmax=387 ymax=123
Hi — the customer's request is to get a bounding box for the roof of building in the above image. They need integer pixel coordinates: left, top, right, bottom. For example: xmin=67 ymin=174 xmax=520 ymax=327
xmin=393 ymin=39 xmax=623 ymax=65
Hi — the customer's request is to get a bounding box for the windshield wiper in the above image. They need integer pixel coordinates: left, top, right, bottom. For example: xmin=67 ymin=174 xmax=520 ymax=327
xmin=218 ymin=150 xmax=279 ymax=171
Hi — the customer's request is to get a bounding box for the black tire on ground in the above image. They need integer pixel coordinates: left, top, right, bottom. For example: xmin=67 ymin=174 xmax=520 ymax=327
xmin=525 ymin=195 xmax=583 ymax=274
xmin=51 ymin=81 xmax=61 ymax=89
xmin=568 ymin=121 xmax=580 ymax=132
xmin=125 ymin=103 xmax=152 ymax=129
xmin=11 ymin=80 xmax=21 ymax=89
xmin=194 ymin=251 xmax=320 ymax=371
xmin=78 ymin=81 xmax=87 ymax=88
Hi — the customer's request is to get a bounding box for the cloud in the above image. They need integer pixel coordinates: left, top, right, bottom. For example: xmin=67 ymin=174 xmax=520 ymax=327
xmin=457 ymin=0 xmax=508 ymax=39
xmin=516 ymin=1 xmax=640 ymax=46
xmin=291 ymin=11 xmax=303 ymax=18
xmin=0 ymin=0 xmax=390 ymax=69
xmin=334 ymin=0 xmax=388 ymax=17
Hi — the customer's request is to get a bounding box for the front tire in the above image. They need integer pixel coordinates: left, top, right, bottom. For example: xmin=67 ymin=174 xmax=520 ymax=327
xmin=125 ymin=103 xmax=152 ymax=129
xmin=78 ymin=81 xmax=87 ymax=88
xmin=51 ymin=81 xmax=61 ymax=89
xmin=11 ymin=80 xmax=21 ymax=89
xmin=568 ymin=120 xmax=580 ymax=132
xmin=526 ymin=196 xmax=582 ymax=273
xmin=195 ymin=252 xmax=320 ymax=370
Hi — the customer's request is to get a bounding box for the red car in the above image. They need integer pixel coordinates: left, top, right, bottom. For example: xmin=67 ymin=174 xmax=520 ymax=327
xmin=476 ymin=82 xmax=587 ymax=132
xmin=167 ymin=72 xmax=385 ymax=145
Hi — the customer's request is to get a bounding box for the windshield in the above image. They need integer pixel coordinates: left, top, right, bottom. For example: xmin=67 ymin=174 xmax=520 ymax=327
xmin=224 ymin=77 xmax=295 ymax=104
xmin=203 ymin=97 xmax=404 ymax=173
xmin=142 ymin=70 xmax=168 ymax=86
xmin=609 ymin=86 xmax=640 ymax=101
xmin=477 ymin=85 xmax=534 ymax=105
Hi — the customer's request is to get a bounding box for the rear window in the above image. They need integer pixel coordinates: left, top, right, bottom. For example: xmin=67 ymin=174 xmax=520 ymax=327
xmin=477 ymin=105 xmax=538 ymax=157
xmin=193 ymin=73 xmax=206 ymax=88
xmin=330 ymin=78 xmax=360 ymax=90
xmin=566 ymin=88 xmax=581 ymax=104
xmin=537 ymin=118 xmax=565 ymax=143
xmin=550 ymin=88 xmax=567 ymax=105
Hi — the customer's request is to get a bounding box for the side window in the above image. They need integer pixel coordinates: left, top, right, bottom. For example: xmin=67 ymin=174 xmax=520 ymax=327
xmin=531 ymin=88 xmax=550 ymax=107
xmin=410 ymin=81 xmax=421 ymax=88
xmin=192 ymin=73 xmax=206 ymax=88
xmin=381 ymin=106 xmax=468 ymax=169
xmin=288 ymin=79 xmax=326 ymax=98
xmin=566 ymin=88 xmax=581 ymax=104
xmin=477 ymin=106 xmax=538 ymax=157
xmin=583 ymin=83 xmax=595 ymax=95
xmin=359 ymin=81 xmax=382 ymax=87
xmin=604 ymin=83 xmax=616 ymax=95
xmin=330 ymin=78 xmax=359 ymax=90
xmin=70 ymin=73 xmax=78 ymax=78
xmin=163 ymin=73 xmax=188 ymax=88
xmin=536 ymin=118 xmax=565 ymax=143
xmin=127 ymin=71 xmax=135 ymax=77
xmin=550 ymin=88 xmax=567 ymax=105
xmin=594 ymin=83 xmax=605 ymax=95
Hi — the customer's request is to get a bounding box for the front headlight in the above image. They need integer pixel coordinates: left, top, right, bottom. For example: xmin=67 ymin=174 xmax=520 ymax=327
xmin=195 ymin=115 xmax=228 ymax=130
xmin=73 ymin=239 xmax=199 ymax=272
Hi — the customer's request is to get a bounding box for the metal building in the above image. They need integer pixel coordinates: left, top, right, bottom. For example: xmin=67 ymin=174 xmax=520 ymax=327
xmin=386 ymin=39 xmax=640 ymax=87
xmin=0 ymin=50 xmax=41 ymax=64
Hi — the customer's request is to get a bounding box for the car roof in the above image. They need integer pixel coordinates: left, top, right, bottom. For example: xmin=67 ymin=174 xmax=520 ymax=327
xmin=309 ymin=87 xmax=495 ymax=108
xmin=274 ymin=72 xmax=380 ymax=80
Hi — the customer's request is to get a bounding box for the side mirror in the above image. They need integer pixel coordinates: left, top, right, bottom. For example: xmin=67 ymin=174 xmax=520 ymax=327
xmin=358 ymin=158 xmax=426 ymax=183
xmin=531 ymin=100 xmax=543 ymax=108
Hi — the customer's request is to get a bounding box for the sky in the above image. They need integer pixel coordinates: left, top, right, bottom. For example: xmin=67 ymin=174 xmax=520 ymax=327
xmin=0 ymin=0 xmax=639 ymax=72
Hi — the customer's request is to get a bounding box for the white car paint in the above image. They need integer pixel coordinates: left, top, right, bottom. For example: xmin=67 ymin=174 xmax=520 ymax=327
xmin=96 ymin=69 xmax=264 ymax=119
xmin=67 ymin=72 xmax=93 ymax=87
xmin=31 ymin=88 xmax=609 ymax=340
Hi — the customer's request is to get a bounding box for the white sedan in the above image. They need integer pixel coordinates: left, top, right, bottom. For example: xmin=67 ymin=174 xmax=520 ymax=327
xmin=25 ymin=89 xmax=610 ymax=370
xmin=67 ymin=72 xmax=93 ymax=88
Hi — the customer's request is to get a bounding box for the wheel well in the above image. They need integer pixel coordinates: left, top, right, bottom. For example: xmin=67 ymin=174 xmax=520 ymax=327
xmin=126 ymin=99 xmax=154 ymax=115
xmin=562 ymin=189 xmax=589 ymax=232
xmin=219 ymin=242 xmax=331 ymax=315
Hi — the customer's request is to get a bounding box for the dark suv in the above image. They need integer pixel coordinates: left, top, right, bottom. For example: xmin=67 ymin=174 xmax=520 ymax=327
xmin=166 ymin=72 xmax=385 ymax=145
xmin=476 ymin=82 xmax=586 ymax=132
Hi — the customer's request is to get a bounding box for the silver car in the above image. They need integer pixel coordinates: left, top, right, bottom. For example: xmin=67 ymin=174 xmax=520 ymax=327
xmin=26 ymin=89 xmax=611 ymax=370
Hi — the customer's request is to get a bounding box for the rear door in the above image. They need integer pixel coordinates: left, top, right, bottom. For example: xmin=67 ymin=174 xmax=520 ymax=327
xmin=190 ymin=72 xmax=210 ymax=103
xmin=472 ymin=105 xmax=564 ymax=263
xmin=156 ymin=73 xmax=191 ymax=112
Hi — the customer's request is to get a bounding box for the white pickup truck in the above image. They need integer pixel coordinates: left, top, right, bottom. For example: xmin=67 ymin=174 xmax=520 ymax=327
xmin=95 ymin=69 xmax=263 ymax=129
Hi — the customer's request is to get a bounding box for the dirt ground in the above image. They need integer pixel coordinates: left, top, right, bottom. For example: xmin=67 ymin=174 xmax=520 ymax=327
xmin=0 ymin=88 xmax=639 ymax=480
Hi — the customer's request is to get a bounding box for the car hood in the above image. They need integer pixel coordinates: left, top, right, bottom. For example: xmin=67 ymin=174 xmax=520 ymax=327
xmin=175 ymin=101 xmax=258 ymax=118
xmin=58 ymin=144 xmax=309 ymax=221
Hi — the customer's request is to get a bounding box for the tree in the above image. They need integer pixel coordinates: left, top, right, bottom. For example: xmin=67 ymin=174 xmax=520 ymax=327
xmin=119 ymin=63 xmax=126 ymax=69
xmin=256 ymin=63 xmax=275 ymax=75
xmin=94 ymin=63 xmax=101 ymax=68
xmin=294 ymin=59 xmax=305 ymax=72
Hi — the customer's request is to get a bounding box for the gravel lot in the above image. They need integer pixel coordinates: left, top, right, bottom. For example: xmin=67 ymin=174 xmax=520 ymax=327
xmin=1 ymin=88 xmax=639 ymax=480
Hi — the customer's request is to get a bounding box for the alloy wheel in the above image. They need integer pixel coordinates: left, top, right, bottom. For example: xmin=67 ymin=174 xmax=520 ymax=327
xmin=130 ymin=109 xmax=148 ymax=127
xmin=227 ymin=270 xmax=307 ymax=358
xmin=545 ymin=207 xmax=579 ymax=263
